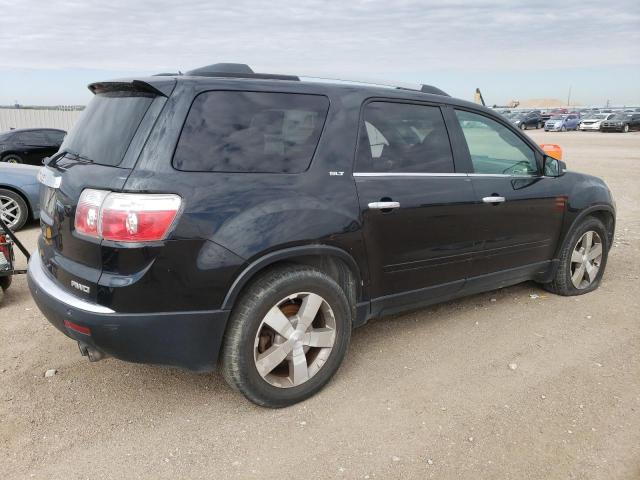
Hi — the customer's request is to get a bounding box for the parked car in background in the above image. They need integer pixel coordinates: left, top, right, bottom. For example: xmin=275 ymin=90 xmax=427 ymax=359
xmin=511 ymin=111 xmax=543 ymax=130
xmin=601 ymin=113 xmax=640 ymax=133
xmin=0 ymin=163 xmax=40 ymax=231
xmin=28 ymin=63 xmax=616 ymax=407
xmin=579 ymin=113 xmax=615 ymax=131
xmin=0 ymin=128 xmax=66 ymax=165
xmin=544 ymin=114 xmax=580 ymax=132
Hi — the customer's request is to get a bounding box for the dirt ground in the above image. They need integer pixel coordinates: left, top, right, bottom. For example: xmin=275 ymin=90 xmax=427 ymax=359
xmin=1 ymin=130 xmax=639 ymax=480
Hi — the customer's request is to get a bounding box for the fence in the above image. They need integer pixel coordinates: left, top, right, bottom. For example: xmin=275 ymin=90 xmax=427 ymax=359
xmin=0 ymin=108 xmax=83 ymax=132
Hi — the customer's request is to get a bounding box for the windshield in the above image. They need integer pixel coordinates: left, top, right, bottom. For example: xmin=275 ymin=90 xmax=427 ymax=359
xmin=611 ymin=114 xmax=630 ymax=120
xmin=592 ymin=114 xmax=607 ymax=119
xmin=549 ymin=115 xmax=566 ymax=120
xmin=60 ymin=92 xmax=154 ymax=166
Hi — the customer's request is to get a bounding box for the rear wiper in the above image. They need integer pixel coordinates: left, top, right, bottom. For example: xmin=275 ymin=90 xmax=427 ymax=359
xmin=60 ymin=150 xmax=94 ymax=163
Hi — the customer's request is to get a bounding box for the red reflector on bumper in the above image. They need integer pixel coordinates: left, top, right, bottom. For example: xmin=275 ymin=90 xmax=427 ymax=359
xmin=64 ymin=320 xmax=91 ymax=335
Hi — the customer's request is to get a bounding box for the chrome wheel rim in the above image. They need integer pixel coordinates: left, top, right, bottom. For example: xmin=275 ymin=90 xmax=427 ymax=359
xmin=570 ymin=231 xmax=603 ymax=289
xmin=253 ymin=292 xmax=336 ymax=388
xmin=5 ymin=156 xmax=20 ymax=164
xmin=0 ymin=195 xmax=21 ymax=229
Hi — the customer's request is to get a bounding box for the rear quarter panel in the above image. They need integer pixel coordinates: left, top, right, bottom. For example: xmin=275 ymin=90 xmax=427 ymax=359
xmin=119 ymin=82 xmax=368 ymax=311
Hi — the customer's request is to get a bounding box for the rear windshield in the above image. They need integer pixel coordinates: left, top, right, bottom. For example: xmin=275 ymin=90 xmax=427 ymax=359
xmin=60 ymin=92 xmax=154 ymax=166
xmin=173 ymin=91 xmax=329 ymax=173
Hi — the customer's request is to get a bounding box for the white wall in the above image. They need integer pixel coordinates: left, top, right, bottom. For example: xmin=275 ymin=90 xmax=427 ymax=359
xmin=0 ymin=108 xmax=82 ymax=132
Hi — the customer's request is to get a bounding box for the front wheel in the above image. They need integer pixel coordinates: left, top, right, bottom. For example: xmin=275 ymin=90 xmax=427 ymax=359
xmin=544 ymin=217 xmax=609 ymax=296
xmin=520 ymin=122 xmax=526 ymax=130
xmin=561 ymin=125 xmax=567 ymax=132
xmin=221 ymin=265 xmax=352 ymax=407
xmin=0 ymin=188 xmax=29 ymax=231
xmin=623 ymin=124 xmax=629 ymax=133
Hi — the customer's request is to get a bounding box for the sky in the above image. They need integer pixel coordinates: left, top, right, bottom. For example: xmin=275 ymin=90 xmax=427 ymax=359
xmin=0 ymin=0 xmax=638 ymax=106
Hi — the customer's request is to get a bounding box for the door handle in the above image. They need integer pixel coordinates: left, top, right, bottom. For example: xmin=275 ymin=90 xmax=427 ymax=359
xmin=368 ymin=201 xmax=400 ymax=210
xmin=482 ymin=196 xmax=506 ymax=204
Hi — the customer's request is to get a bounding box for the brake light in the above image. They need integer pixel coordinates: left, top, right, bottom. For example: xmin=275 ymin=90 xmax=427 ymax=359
xmin=74 ymin=190 xmax=181 ymax=242
xmin=75 ymin=189 xmax=108 ymax=238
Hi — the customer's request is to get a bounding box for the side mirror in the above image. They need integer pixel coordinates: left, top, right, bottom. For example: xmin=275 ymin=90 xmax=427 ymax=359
xmin=544 ymin=156 xmax=566 ymax=177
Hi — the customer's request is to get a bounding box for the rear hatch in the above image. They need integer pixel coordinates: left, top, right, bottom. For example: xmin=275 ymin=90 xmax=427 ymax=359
xmin=37 ymin=80 xmax=172 ymax=303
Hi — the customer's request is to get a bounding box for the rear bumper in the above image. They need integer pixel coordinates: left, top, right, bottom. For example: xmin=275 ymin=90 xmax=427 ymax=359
xmin=27 ymin=254 xmax=230 ymax=372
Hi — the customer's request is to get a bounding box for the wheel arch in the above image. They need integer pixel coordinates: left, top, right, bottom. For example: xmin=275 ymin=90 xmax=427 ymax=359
xmin=221 ymin=245 xmax=367 ymax=324
xmin=559 ymin=204 xmax=615 ymax=256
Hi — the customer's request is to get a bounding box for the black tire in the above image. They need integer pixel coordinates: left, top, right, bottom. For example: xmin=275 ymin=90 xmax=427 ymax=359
xmin=623 ymin=124 xmax=629 ymax=133
xmin=544 ymin=216 xmax=609 ymax=296
xmin=0 ymin=188 xmax=29 ymax=231
xmin=1 ymin=154 xmax=23 ymax=164
xmin=221 ymin=264 xmax=352 ymax=408
xmin=537 ymin=122 xmax=542 ymax=129
xmin=561 ymin=125 xmax=567 ymax=132
xmin=520 ymin=122 xmax=526 ymax=130
xmin=0 ymin=276 xmax=11 ymax=291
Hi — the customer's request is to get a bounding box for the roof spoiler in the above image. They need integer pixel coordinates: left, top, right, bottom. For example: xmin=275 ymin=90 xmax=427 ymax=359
xmin=88 ymin=79 xmax=175 ymax=97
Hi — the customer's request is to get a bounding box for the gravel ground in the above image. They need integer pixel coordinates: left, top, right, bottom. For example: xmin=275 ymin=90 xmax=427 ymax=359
xmin=1 ymin=130 xmax=639 ymax=480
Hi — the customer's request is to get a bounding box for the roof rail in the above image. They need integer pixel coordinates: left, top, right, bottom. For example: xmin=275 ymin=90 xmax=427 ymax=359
xmin=184 ymin=63 xmax=299 ymax=81
xmin=167 ymin=64 xmax=450 ymax=95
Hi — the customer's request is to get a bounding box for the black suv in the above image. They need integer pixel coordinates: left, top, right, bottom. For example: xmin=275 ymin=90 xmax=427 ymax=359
xmin=0 ymin=128 xmax=66 ymax=165
xmin=28 ymin=64 xmax=616 ymax=407
xmin=600 ymin=113 xmax=640 ymax=132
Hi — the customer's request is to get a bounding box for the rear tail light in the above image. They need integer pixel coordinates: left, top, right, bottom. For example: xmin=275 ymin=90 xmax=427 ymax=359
xmin=74 ymin=189 xmax=182 ymax=242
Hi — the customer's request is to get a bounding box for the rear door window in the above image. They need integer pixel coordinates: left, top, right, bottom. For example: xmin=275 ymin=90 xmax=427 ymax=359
xmin=60 ymin=92 xmax=154 ymax=166
xmin=173 ymin=91 xmax=329 ymax=173
xmin=355 ymin=101 xmax=454 ymax=173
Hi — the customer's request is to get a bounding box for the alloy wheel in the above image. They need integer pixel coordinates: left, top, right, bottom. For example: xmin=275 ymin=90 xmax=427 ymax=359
xmin=570 ymin=231 xmax=603 ymax=289
xmin=253 ymin=292 xmax=336 ymax=388
xmin=0 ymin=195 xmax=21 ymax=229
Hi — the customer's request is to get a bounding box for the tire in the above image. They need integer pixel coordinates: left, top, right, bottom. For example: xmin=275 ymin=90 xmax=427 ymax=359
xmin=221 ymin=264 xmax=352 ymax=408
xmin=537 ymin=122 xmax=542 ymax=129
xmin=561 ymin=126 xmax=567 ymax=132
xmin=520 ymin=122 xmax=526 ymax=130
xmin=544 ymin=217 xmax=609 ymax=296
xmin=0 ymin=188 xmax=29 ymax=231
xmin=0 ymin=276 xmax=11 ymax=291
xmin=1 ymin=154 xmax=23 ymax=164
xmin=623 ymin=124 xmax=629 ymax=133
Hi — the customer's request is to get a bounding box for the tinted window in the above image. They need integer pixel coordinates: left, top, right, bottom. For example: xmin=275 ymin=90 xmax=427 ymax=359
xmin=355 ymin=102 xmax=454 ymax=173
xmin=60 ymin=92 xmax=154 ymax=166
xmin=455 ymin=110 xmax=538 ymax=176
xmin=173 ymin=91 xmax=329 ymax=173
xmin=45 ymin=131 xmax=65 ymax=144
xmin=19 ymin=131 xmax=48 ymax=145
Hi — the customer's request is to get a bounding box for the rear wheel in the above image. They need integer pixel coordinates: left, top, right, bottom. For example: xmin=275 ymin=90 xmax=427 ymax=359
xmin=221 ymin=265 xmax=352 ymax=407
xmin=1 ymin=154 xmax=23 ymax=164
xmin=544 ymin=217 xmax=609 ymax=296
xmin=561 ymin=125 xmax=567 ymax=132
xmin=0 ymin=189 xmax=29 ymax=231
xmin=520 ymin=122 xmax=526 ymax=130
xmin=537 ymin=122 xmax=543 ymax=129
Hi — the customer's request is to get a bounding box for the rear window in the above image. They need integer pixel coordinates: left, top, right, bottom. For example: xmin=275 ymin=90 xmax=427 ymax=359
xmin=173 ymin=91 xmax=329 ymax=173
xmin=60 ymin=92 xmax=154 ymax=166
